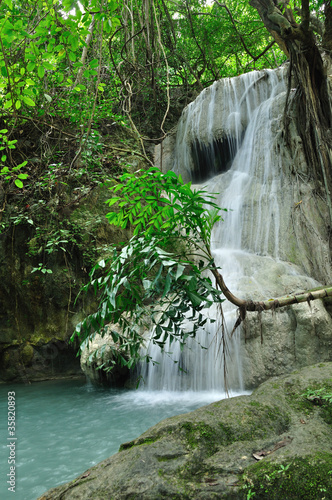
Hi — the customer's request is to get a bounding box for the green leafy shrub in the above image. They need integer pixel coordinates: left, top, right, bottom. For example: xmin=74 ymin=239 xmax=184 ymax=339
xmin=71 ymin=167 xmax=227 ymax=372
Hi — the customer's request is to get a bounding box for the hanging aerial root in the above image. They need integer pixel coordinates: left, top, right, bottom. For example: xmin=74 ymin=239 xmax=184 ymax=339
xmin=231 ymin=305 xmax=247 ymax=335
xmin=305 ymin=292 xmax=314 ymax=310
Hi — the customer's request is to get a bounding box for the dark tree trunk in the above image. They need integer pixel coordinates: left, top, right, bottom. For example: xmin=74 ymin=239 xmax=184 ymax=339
xmin=250 ymin=0 xmax=332 ymax=224
xmin=323 ymin=2 xmax=332 ymax=53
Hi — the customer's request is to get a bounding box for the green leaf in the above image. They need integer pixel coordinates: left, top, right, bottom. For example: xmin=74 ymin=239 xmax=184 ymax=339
xmin=44 ymin=93 xmax=52 ymax=102
xmin=162 ymin=273 xmax=172 ymax=298
xmin=3 ymin=100 xmax=13 ymax=110
xmin=43 ymin=61 xmax=54 ymax=70
xmin=27 ymin=62 xmax=35 ymax=72
xmin=89 ymin=58 xmax=99 ymax=68
xmin=15 ymin=100 xmax=21 ymax=109
xmin=22 ymin=96 xmax=35 ymax=107
xmin=17 ymin=160 xmax=28 ymax=168
xmin=14 ymin=179 xmax=24 ymax=188
xmin=69 ymin=35 xmax=79 ymax=50
xmin=37 ymin=66 xmax=45 ymax=78
xmin=187 ymin=290 xmax=204 ymax=308
xmin=175 ymin=264 xmax=185 ymax=280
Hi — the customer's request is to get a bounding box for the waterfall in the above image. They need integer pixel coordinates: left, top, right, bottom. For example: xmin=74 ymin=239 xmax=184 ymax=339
xmin=138 ymin=66 xmax=325 ymax=393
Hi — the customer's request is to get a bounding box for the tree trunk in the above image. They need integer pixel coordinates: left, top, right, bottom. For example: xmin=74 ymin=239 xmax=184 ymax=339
xmin=250 ymin=0 xmax=332 ymax=225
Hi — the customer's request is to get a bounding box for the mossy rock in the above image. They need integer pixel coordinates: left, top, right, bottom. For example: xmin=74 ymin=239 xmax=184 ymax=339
xmin=242 ymin=453 xmax=332 ymax=499
xmin=20 ymin=343 xmax=34 ymax=365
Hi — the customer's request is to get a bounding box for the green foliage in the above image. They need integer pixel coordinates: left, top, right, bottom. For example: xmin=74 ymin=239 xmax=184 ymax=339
xmin=108 ymin=0 xmax=286 ymax=134
xmin=71 ymin=167 xmax=226 ymax=371
xmin=0 ymin=0 xmax=286 ymax=154
xmin=302 ymin=387 xmax=332 ymax=405
xmin=80 ymin=130 xmax=104 ymax=169
xmin=31 ymin=263 xmax=53 ymax=275
xmin=0 ymin=129 xmax=28 ymax=188
xmin=0 ymin=0 xmax=124 ymax=207
xmin=106 ymin=167 xmax=223 ymax=252
xmin=302 ymin=386 xmax=332 ymax=425
xmin=246 ymin=488 xmax=256 ymax=499
xmin=0 ymin=0 xmax=120 ymax=116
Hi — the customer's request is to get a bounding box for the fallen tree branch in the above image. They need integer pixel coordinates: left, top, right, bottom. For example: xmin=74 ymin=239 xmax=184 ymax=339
xmin=211 ymin=264 xmax=332 ymax=322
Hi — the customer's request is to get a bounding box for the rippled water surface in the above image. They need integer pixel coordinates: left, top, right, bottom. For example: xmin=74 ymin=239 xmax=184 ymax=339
xmin=0 ymin=378 xmax=239 ymax=500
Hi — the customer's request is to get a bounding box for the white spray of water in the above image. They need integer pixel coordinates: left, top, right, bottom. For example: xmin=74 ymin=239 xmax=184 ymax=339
xmin=139 ymin=68 xmax=289 ymax=395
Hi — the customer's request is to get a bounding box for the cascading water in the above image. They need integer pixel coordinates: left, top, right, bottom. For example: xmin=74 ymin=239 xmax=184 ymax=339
xmin=139 ymin=66 xmax=325 ymax=393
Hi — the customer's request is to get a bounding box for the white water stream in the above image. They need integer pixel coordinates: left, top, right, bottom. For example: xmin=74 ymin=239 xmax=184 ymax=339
xmin=139 ymin=67 xmax=315 ymax=393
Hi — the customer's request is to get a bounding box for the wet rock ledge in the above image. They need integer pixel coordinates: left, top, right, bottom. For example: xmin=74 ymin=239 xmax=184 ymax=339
xmin=39 ymin=362 xmax=332 ymax=499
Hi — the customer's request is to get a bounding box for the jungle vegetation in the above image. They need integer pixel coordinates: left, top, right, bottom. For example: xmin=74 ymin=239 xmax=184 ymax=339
xmin=1 ymin=0 xmax=331 ymax=371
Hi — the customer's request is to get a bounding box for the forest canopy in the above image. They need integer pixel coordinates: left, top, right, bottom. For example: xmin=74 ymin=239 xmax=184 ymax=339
xmin=0 ymin=0 xmax=287 ymax=141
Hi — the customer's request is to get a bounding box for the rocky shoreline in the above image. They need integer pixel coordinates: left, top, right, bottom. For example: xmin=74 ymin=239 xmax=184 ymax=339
xmin=39 ymin=362 xmax=332 ymax=499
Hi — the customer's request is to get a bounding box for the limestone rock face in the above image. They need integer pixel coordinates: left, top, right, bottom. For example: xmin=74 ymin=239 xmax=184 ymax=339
xmin=39 ymin=362 xmax=332 ymax=499
xmin=225 ymin=254 xmax=332 ymax=389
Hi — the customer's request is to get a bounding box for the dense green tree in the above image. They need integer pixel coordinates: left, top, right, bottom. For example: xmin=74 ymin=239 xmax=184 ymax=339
xmin=72 ymin=168 xmax=227 ymax=371
xmin=73 ymin=167 xmax=332 ymax=373
xmin=0 ymin=0 xmax=285 ymax=148
xmin=0 ymin=0 xmax=287 ymax=194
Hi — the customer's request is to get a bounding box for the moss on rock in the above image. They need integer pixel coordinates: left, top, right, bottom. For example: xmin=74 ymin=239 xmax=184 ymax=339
xmin=242 ymin=453 xmax=332 ymax=499
xmin=20 ymin=343 xmax=34 ymax=365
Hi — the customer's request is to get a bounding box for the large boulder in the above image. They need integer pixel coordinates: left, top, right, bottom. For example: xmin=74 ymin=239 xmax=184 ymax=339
xmin=39 ymin=362 xmax=332 ymax=499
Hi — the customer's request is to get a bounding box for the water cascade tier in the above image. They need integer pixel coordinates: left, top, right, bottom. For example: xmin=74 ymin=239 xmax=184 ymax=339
xmin=145 ymin=66 xmax=332 ymax=390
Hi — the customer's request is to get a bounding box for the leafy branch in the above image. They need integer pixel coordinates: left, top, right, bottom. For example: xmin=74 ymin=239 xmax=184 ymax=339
xmin=71 ymin=167 xmax=227 ymax=372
